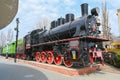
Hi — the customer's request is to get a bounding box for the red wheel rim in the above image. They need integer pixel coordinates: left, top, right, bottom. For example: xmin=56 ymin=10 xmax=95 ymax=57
xmin=16 ymin=54 xmax=20 ymax=58
xmin=63 ymin=57 xmax=73 ymax=67
xmin=41 ymin=52 xmax=47 ymax=63
xmin=54 ymin=54 xmax=62 ymax=65
xmin=47 ymin=51 xmax=54 ymax=64
xmin=35 ymin=52 xmax=41 ymax=62
xmin=22 ymin=54 xmax=26 ymax=60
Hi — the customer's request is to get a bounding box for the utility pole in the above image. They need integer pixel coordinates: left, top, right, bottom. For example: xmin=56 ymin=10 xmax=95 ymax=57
xmin=14 ymin=18 xmax=19 ymax=63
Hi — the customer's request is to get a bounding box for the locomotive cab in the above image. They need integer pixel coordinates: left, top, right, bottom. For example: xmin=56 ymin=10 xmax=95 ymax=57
xmin=24 ymin=34 xmax=32 ymax=59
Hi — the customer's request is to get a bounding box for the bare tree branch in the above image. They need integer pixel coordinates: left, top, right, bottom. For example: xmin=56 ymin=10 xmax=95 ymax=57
xmin=7 ymin=28 xmax=13 ymax=43
xmin=0 ymin=32 xmax=7 ymax=47
xmin=102 ymin=0 xmax=112 ymax=40
xmin=34 ymin=17 xmax=50 ymax=30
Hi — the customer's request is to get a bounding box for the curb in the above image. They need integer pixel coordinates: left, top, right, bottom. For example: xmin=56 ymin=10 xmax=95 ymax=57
xmin=4 ymin=57 xmax=101 ymax=76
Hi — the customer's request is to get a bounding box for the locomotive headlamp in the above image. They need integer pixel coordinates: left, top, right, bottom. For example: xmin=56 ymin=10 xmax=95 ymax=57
xmin=95 ymin=44 xmax=98 ymax=48
xmin=91 ymin=7 xmax=100 ymax=16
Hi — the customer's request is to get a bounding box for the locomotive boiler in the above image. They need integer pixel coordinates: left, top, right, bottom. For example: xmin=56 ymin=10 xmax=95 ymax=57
xmin=32 ymin=3 xmax=101 ymax=43
xmin=24 ymin=3 xmax=108 ymax=67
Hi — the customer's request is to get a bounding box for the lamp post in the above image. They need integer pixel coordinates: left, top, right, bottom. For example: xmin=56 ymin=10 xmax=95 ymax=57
xmin=14 ymin=18 xmax=19 ymax=63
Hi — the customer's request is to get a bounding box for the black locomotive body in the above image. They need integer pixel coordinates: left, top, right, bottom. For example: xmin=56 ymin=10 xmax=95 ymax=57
xmin=24 ymin=3 xmax=108 ymax=67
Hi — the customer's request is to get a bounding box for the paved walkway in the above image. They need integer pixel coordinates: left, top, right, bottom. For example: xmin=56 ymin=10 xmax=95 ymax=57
xmin=0 ymin=56 xmax=120 ymax=80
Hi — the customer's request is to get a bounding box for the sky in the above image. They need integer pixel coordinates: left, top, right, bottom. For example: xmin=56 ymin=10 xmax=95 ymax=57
xmin=0 ymin=0 xmax=120 ymax=41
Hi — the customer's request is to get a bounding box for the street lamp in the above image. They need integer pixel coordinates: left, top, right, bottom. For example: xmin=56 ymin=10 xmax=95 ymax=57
xmin=14 ymin=18 xmax=19 ymax=63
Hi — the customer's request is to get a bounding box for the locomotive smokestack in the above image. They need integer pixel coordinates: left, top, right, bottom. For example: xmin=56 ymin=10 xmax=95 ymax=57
xmin=81 ymin=3 xmax=88 ymax=16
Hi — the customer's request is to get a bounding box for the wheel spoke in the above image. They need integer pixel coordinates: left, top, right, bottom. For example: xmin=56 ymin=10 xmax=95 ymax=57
xmin=54 ymin=54 xmax=62 ymax=65
xmin=35 ymin=52 xmax=41 ymax=62
xmin=41 ymin=51 xmax=47 ymax=63
xmin=16 ymin=54 xmax=20 ymax=59
xmin=22 ymin=54 xmax=26 ymax=60
xmin=63 ymin=57 xmax=73 ymax=67
xmin=63 ymin=52 xmax=73 ymax=67
xmin=47 ymin=51 xmax=54 ymax=64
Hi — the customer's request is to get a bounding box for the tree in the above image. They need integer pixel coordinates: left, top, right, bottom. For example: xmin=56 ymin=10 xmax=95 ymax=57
xmin=101 ymin=0 xmax=113 ymax=45
xmin=0 ymin=28 xmax=13 ymax=48
xmin=102 ymin=0 xmax=111 ymax=39
xmin=34 ymin=17 xmax=50 ymax=30
xmin=7 ymin=28 xmax=14 ymax=43
xmin=1 ymin=28 xmax=14 ymax=58
xmin=0 ymin=32 xmax=7 ymax=48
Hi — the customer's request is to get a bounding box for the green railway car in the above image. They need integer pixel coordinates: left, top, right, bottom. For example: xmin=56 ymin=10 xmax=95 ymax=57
xmin=0 ymin=39 xmax=24 ymax=57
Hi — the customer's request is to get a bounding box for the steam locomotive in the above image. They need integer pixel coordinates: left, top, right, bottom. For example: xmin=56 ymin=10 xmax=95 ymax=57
xmin=1 ymin=3 xmax=105 ymax=68
xmin=23 ymin=3 xmax=109 ymax=67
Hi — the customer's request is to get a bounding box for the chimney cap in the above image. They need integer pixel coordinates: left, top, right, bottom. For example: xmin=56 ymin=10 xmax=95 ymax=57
xmin=81 ymin=3 xmax=88 ymax=16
